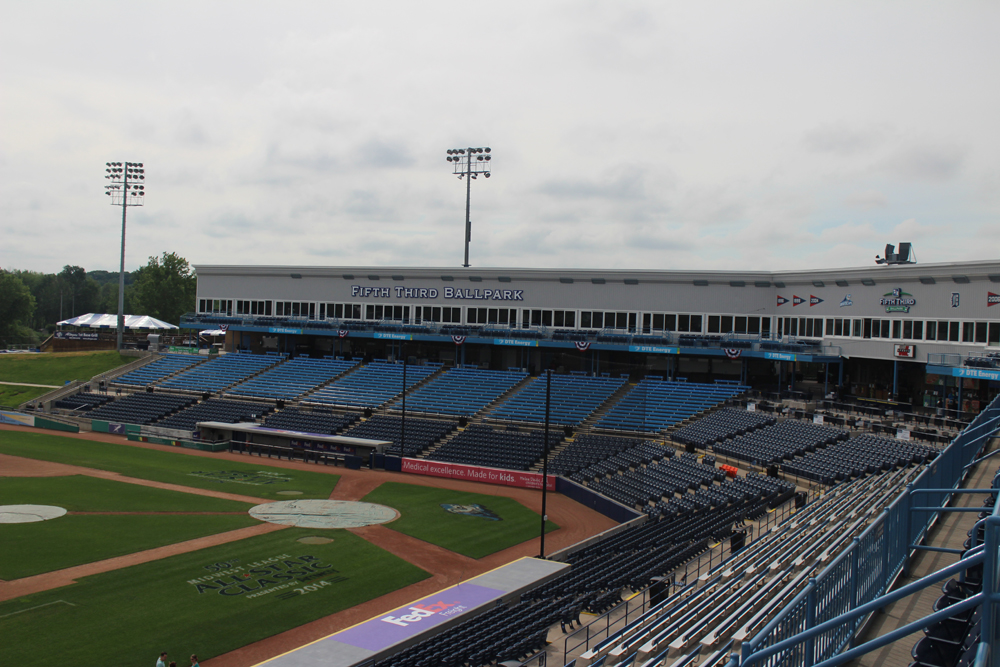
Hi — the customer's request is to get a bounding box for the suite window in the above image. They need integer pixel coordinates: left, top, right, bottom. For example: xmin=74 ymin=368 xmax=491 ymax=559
xmin=949 ymin=322 xmax=960 ymax=342
xmin=913 ymin=321 xmax=923 ymax=340
xmin=721 ymin=315 xmax=733 ymax=333
xmin=902 ymin=320 xmax=913 ymax=339
xmin=892 ymin=320 xmax=901 ymax=339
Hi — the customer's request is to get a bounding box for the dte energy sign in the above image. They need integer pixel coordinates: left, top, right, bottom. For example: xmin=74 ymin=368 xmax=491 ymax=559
xmin=352 ymin=285 xmax=524 ymax=301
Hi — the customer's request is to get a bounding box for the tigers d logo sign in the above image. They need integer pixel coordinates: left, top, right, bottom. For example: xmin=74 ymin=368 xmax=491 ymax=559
xmin=441 ymin=503 xmax=502 ymax=521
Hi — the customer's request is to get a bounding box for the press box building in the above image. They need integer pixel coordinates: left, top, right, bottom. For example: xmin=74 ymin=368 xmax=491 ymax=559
xmin=188 ymin=259 xmax=1000 ymax=411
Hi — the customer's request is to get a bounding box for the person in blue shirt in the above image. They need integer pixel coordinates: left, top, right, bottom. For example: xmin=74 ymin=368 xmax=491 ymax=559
xmin=190 ymin=655 xmax=200 ymax=667
xmin=156 ymin=653 xmax=167 ymax=667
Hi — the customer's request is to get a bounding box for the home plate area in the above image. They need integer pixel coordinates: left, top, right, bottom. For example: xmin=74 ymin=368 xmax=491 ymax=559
xmin=249 ymin=500 xmax=399 ymax=529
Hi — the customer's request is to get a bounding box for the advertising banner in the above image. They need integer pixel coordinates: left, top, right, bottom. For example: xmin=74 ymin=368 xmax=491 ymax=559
xmin=54 ymin=331 xmax=100 ymax=340
xmin=333 ymin=583 xmax=504 ymax=651
xmin=401 ymin=458 xmax=556 ymax=490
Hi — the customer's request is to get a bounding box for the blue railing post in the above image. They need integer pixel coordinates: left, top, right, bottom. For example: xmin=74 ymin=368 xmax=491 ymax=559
xmin=903 ymin=484 xmax=914 ymax=576
xmin=984 ymin=517 xmax=999 ymax=667
xmin=849 ymin=537 xmax=860 ymax=625
xmin=805 ymin=578 xmax=817 ymax=667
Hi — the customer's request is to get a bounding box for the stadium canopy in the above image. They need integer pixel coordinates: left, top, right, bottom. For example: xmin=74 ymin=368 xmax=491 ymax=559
xmin=56 ymin=313 xmax=178 ymax=330
xmin=199 ymin=329 xmax=227 ymax=336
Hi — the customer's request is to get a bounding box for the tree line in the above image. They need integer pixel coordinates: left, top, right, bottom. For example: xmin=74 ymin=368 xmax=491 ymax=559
xmin=0 ymin=252 xmax=196 ymax=346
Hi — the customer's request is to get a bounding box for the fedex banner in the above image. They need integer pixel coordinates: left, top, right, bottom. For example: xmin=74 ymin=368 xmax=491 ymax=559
xmin=402 ymin=458 xmax=556 ymax=491
xmin=334 ymin=583 xmax=504 ymax=651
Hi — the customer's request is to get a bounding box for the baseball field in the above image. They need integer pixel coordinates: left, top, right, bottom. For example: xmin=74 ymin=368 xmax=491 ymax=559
xmin=0 ymin=427 xmax=586 ymax=667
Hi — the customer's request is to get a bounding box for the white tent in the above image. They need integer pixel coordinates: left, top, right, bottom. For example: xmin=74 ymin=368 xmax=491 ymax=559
xmin=199 ymin=329 xmax=227 ymax=336
xmin=56 ymin=313 xmax=178 ymax=330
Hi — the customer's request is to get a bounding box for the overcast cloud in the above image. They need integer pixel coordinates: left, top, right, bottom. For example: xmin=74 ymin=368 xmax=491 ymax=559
xmin=1 ymin=1 xmax=997 ymax=274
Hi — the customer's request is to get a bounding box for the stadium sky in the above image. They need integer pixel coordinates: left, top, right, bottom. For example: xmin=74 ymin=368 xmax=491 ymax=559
xmin=1 ymin=2 xmax=998 ymax=275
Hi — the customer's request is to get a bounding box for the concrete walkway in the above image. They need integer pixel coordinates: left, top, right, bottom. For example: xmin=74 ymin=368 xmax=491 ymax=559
xmin=851 ymin=439 xmax=997 ymax=667
xmin=0 ymin=381 xmax=61 ymax=388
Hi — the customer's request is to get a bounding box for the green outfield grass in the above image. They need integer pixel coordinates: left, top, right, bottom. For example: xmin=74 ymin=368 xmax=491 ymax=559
xmin=0 ymin=384 xmax=52 ymax=408
xmin=0 ymin=351 xmax=131 ymax=386
xmin=0 ymin=475 xmax=257 ymax=512
xmin=0 ymin=527 xmax=430 ymax=667
xmin=0 ymin=431 xmax=340 ymax=500
xmin=362 ymin=482 xmax=559 ymax=559
xmin=1 ymin=514 xmax=259 ymax=579
xmin=0 ymin=476 xmax=259 ymax=578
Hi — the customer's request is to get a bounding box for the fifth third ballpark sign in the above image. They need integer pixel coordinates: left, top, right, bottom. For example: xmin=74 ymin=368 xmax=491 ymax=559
xmin=352 ymin=285 xmax=525 ymax=301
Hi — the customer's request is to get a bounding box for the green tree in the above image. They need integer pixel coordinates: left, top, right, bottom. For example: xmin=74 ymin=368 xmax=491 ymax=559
xmin=0 ymin=271 xmax=36 ymax=344
xmin=131 ymin=252 xmax=197 ymax=326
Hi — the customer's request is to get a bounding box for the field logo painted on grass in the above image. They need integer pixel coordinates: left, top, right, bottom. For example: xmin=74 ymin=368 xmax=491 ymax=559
xmin=188 ymin=470 xmax=293 ymax=486
xmin=441 ymin=503 xmax=502 ymax=521
xmin=335 ymin=583 xmax=504 ymax=650
xmin=186 ymin=553 xmax=344 ymax=598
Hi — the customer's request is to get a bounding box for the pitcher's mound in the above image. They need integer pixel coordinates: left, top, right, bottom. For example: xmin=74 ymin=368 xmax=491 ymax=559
xmin=0 ymin=505 xmax=67 ymax=523
xmin=249 ymin=500 xmax=398 ymax=529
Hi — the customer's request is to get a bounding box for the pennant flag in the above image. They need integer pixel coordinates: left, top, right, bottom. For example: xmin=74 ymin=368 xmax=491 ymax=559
xmin=219 ymin=324 xmax=229 ymax=332
xmin=777 ymin=295 xmax=789 ymax=306
xmin=452 ymin=335 xmax=466 ymax=345
xmin=792 ymin=295 xmax=805 ymax=306
xmin=338 ymin=330 xmax=349 ymax=338
xmin=724 ymin=348 xmax=742 ymax=359
xmin=809 ymin=295 xmax=824 ymax=307
xmin=989 ymin=292 xmax=1000 ymax=307
xmin=574 ymin=341 xmax=591 ymax=351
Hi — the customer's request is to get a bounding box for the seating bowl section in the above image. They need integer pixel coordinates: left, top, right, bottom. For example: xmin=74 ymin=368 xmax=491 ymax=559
xmin=671 ymin=408 xmax=777 ymax=449
xmin=262 ymin=408 xmax=361 ymax=436
xmin=158 ymin=353 xmax=280 ymax=393
xmin=342 ymin=415 xmax=458 ymax=457
xmin=86 ymin=392 xmax=198 ymax=425
xmin=589 ymin=451 xmax=728 ymax=508
xmin=427 ymin=424 xmax=563 ymax=471
xmin=782 ymin=434 xmax=939 ymax=484
xmin=54 ymin=392 xmax=114 ymax=412
xmin=226 ymin=356 xmax=359 ymax=401
xmin=596 ymin=379 xmax=750 ymax=432
xmin=392 ymin=367 xmax=527 ymax=417
xmin=712 ymin=420 xmax=848 ymax=466
xmin=112 ymin=353 xmax=205 ymax=387
xmin=155 ymin=398 xmax=274 ymax=432
xmin=304 ymin=360 xmax=438 ymax=409
xmin=548 ymin=434 xmax=649 ymax=477
xmin=488 ymin=374 xmax=628 ymax=427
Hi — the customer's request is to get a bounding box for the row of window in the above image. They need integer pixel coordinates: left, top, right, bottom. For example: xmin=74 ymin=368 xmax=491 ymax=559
xmin=200 ymin=299 xmax=1000 ymax=344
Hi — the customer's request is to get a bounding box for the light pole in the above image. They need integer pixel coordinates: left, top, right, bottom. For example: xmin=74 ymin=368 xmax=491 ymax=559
xmin=104 ymin=161 xmax=145 ymax=351
xmin=445 ymin=147 xmax=492 ymax=268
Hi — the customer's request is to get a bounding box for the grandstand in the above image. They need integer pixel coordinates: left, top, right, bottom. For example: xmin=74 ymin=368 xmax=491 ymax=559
xmin=487 ymin=373 xmax=628 ymax=427
xmin=226 ymin=355 xmax=358 ymax=400
xmin=157 ymin=352 xmax=278 ymax=393
xmin=303 ymin=360 xmax=438 ymax=409
xmin=112 ymin=352 xmax=205 ymax=387
xmin=392 ymin=366 xmax=527 ymax=417
xmin=596 ymin=379 xmax=749 ymax=432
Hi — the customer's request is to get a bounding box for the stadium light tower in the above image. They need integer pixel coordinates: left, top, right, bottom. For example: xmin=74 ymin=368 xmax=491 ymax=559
xmin=445 ymin=147 xmax=492 ymax=268
xmin=104 ymin=161 xmax=145 ymax=351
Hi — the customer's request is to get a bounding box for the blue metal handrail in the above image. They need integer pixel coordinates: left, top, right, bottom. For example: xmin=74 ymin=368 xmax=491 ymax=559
xmin=733 ymin=392 xmax=1000 ymax=667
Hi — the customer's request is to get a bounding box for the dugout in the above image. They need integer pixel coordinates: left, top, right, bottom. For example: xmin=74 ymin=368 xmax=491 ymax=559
xmin=196 ymin=421 xmax=391 ymax=465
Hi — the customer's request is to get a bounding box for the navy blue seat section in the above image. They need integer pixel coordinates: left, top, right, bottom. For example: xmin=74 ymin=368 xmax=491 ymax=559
xmin=342 ymin=415 xmax=458 ymax=457
xmin=489 ymin=374 xmax=627 ymax=427
xmin=86 ymin=392 xmax=197 ymax=425
xmin=262 ymin=408 xmax=361 ymax=435
xmin=304 ymin=361 xmax=437 ymax=409
xmin=158 ymin=353 xmax=279 ymax=393
xmin=394 ymin=367 xmax=527 ymax=416
xmin=671 ymin=408 xmax=776 ymax=449
xmin=427 ymin=424 xmax=562 ymax=471
xmin=156 ymin=398 xmax=274 ymax=431
xmin=596 ymin=379 xmax=749 ymax=432
xmin=227 ymin=356 xmax=359 ymax=400
xmin=114 ymin=353 xmax=205 ymax=387
xmin=712 ymin=420 xmax=847 ymax=466
xmin=54 ymin=392 xmax=113 ymax=412
xmin=549 ymin=434 xmax=648 ymax=477
xmin=782 ymin=434 xmax=939 ymax=485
